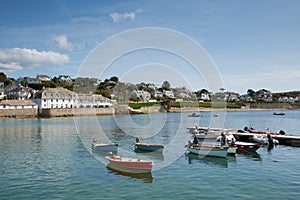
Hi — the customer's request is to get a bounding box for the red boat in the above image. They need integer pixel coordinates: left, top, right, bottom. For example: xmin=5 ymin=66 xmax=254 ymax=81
xmin=105 ymin=154 xmax=153 ymax=173
xmin=247 ymin=128 xmax=285 ymax=135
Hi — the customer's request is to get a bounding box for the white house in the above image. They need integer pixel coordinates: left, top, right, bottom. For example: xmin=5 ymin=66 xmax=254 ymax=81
xmin=278 ymin=96 xmax=295 ymax=104
xmin=239 ymin=94 xmax=253 ymax=102
xmin=0 ymin=99 xmax=38 ymax=109
xmin=196 ymin=91 xmax=210 ymax=102
xmin=163 ymin=90 xmax=175 ymax=98
xmin=76 ymin=94 xmax=113 ymax=108
xmin=6 ymin=86 xmax=33 ymax=100
xmin=32 ymin=87 xmax=112 ymax=114
xmin=0 ymin=82 xmax=5 ymax=100
xmin=256 ymin=89 xmax=273 ymax=102
xmin=58 ymin=75 xmax=73 ymax=82
xmin=132 ymin=90 xmax=151 ymax=101
xmin=224 ymin=93 xmax=239 ymax=102
xmin=154 ymin=91 xmax=163 ymax=98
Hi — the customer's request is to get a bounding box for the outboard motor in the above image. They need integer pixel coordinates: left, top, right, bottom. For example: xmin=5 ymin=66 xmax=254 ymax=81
xmin=279 ymin=130 xmax=286 ymax=135
xmin=220 ymin=132 xmax=226 ymax=146
xmin=267 ymin=134 xmax=274 ymax=146
xmin=135 ymin=137 xmax=140 ymax=143
xmin=193 ymin=136 xmax=199 ymax=145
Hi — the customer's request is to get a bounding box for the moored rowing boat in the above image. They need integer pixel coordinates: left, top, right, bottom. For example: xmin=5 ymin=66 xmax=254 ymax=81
xmin=187 ymin=144 xmax=228 ymax=158
xmin=105 ymin=154 xmax=153 ymax=173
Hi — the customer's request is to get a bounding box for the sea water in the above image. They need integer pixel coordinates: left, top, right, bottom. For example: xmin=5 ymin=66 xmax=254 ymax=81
xmin=1 ymin=110 xmax=300 ymax=199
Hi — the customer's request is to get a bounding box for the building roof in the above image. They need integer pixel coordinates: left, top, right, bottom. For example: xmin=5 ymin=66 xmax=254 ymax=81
xmin=0 ymin=100 xmax=37 ymax=106
xmin=39 ymin=87 xmax=76 ymax=100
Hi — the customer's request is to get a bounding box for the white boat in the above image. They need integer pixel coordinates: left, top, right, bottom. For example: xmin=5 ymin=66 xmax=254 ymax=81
xmin=192 ymin=128 xmax=222 ymax=140
xmin=252 ymin=134 xmax=279 ymax=145
xmin=105 ymin=154 xmax=153 ymax=173
xmin=188 ymin=113 xmax=200 ymax=117
xmin=91 ymin=140 xmax=118 ymax=151
xmin=187 ymin=144 xmax=228 ymax=158
xmin=227 ymin=146 xmax=237 ymax=155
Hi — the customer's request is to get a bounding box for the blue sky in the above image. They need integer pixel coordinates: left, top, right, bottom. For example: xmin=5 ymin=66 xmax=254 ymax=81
xmin=1 ymin=0 xmax=300 ymax=94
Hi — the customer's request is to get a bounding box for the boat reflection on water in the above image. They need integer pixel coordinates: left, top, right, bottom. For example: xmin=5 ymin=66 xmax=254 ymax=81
xmin=237 ymin=149 xmax=261 ymax=159
xmin=92 ymin=148 xmax=117 ymax=158
xmin=133 ymin=149 xmax=164 ymax=161
xmin=106 ymin=164 xmax=153 ymax=183
xmin=186 ymin=153 xmax=228 ymax=168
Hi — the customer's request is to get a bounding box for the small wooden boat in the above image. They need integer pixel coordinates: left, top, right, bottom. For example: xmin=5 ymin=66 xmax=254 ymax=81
xmin=192 ymin=128 xmax=221 ymax=140
xmin=133 ymin=142 xmax=164 ymax=152
xmin=188 ymin=113 xmax=200 ymax=117
xmin=91 ymin=140 xmax=118 ymax=151
xmin=247 ymin=127 xmax=285 ymax=135
xmin=230 ymin=141 xmax=260 ymax=153
xmin=187 ymin=144 xmax=228 ymax=158
xmin=273 ymin=112 xmax=285 ymax=115
xmin=133 ymin=138 xmax=164 ymax=152
xmin=213 ymin=113 xmax=219 ymax=117
xmin=194 ymin=132 xmax=219 ymax=139
xmin=106 ymin=164 xmax=153 ymax=183
xmin=105 ymin=154 xmax=153 ymax=173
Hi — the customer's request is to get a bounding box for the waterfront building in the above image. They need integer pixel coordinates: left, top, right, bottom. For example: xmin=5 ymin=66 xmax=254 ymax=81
xmin=256 ymin=89 xmax=273 ymax=102
xmin=32 ymin=87 xmax=113 ymax=115
xmin=132 ymin=90 xmax=151 ymax=102
xmin=239 ymin=94 xmax=253 ymax=102
xmin=0 ymin=82 xmax=5 ymax=100
xmin=0 ymin=99 xmax=38 ymax=118
xmin=278 ymin=96 xmax=295 ymax=104
xmin=6 ymin=86 xmax=33 ymax=100
xmin=163 ymin=90 xmax=175 ymax=98
xmin=58 ymin=75 xmax=73 ymax=82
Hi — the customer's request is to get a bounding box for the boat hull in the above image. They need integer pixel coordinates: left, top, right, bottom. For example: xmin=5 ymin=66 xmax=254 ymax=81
xmin=233 ymin=141 xmax=260 ymax=152
xmin=188 ymin=145 xmax=228 ymax=158
xmin=92 ymin=141 xmax=118 ymax=152
xmin=106 ymin=155 xmax=153 ymax=173
xmin=134 ymin=143 xmax=164 ymax=152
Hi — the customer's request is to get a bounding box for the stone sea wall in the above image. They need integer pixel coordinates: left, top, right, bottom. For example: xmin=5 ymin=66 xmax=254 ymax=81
xmin=41 ymin=107 xmax=115 ymax=117
xmin=0 ymin=108 xmax=38 ymax=118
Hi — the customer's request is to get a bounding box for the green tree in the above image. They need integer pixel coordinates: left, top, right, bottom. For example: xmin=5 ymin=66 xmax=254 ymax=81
xmin=0 ymin=72 xmax=12 ymax=86
xmin=109 ymin=76 xmax=119 ymax=82
xmin=162 ymin=81 xmax=171 ymax=90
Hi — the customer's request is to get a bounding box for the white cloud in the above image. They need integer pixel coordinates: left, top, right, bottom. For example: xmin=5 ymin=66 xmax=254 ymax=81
xmin=110 ymin=9 xmax=142 ymax=23
xmin=0 ymin=62 xmax=22 ymax=72
xmin=72 ymin=16 xmax=98 ymax=23
xmin=0 ymin=48 xmax=69 ymax=72
xmin=52 ymin=35 xmax=73 ymax=51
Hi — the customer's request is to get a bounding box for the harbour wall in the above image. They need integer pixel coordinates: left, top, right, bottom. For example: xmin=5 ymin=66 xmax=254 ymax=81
xmin=0 ymin=108 xmax=38 ymax=118
xmin=41 ymin=107 xmax=115 ymax=117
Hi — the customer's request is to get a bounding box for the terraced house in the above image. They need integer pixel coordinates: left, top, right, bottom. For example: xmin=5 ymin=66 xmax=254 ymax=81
xmin=32 ymin=87 xmax=113 ymax=116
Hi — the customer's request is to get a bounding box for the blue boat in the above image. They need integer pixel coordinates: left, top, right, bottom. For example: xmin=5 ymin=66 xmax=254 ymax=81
xmin=133 ymin=138 xmax=164 ymax=152
xmin=91 ymin=140 xmax=118 ymax=152
xmin=134 ymin=142 xmax=164 ymax=152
